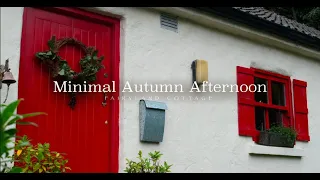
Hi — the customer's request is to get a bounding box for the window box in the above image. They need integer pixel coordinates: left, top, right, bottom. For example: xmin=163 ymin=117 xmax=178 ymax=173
xmin=258 ymin=131 xmax=295 ymax=148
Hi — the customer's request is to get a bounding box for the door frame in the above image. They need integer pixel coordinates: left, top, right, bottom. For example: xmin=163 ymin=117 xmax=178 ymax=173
xmin=19 ymin=7 xmax=120 ymax=173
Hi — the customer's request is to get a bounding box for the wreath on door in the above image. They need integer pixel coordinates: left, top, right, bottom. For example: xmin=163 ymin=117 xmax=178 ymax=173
xmin=35 ymin=36 xmax=105 ymax=109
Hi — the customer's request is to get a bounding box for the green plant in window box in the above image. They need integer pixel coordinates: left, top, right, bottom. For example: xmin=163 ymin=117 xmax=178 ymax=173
xmin=258 ymin=126 xmax=297 ymax=148
xmin=124 ymin=150 xmax=172 ymax=173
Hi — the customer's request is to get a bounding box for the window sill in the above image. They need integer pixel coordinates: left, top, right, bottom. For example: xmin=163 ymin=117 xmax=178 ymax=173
xmin=248 ymin=142 xmax=304 ymax=157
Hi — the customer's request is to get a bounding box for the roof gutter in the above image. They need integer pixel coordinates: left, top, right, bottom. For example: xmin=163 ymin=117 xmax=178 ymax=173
xmin=192 ymin=7 xmax=320 ymax=51
xmin=150 ymin=7 xmax=320 ymax=61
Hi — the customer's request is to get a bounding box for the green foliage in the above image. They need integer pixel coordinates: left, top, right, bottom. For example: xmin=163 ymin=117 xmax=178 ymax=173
xmin=302 ymin=7 xmax=320 ymax=29
xmin=124 ymin=150 xmax=172 ymax=173
xmin=265 ymin=7 xmax=320 ymax=30
xmin=35 ymin=36 xmax=105 ymax=109
xmin=0 ymin=99 xmax=46 ymax=157
xmin=268 ymin=126 xmax=297 ymax=145
xmin=2 ymin=136 xmax=31 ymax=173
xmin=0 ymin=99 xmax=46 ymax=173
xmin=11 ymin=135 xmax=71 ymax=173
xmin=35 ymin=36 xmax=104 ymax=82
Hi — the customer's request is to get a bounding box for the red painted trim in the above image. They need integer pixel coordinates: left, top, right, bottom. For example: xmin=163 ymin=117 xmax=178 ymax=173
xmin=237 ymin=66 xmax=295 ymax=142
xmin=253 ymin=73 xmax=288 ymax=84
xmin=238 ymin=66 xmax=310 ymax=143
xmin=251 ymin=67 xmax=291 ymax=80
xmin=252 ymin=68 xmax=291 ymax=127
xmin=293 ymin=79 xmax=307 ymax=87
xmin=110 ymin=19 xmax=120 ymax=173
xmin=236 ymin=66 xmax=258 ymax=137
xmin=244 ymin=69 xmax=291 ymax=111
xmin=292 ymin=79 xmax=310 ymax=142
xmin=267 ymin=80 xmax=272 ymax=105
xmin=265 ymin=109 xmax=270 ymax=130
xmin=288 ymin=79 xmax=294 ymax=127
xmin=239 ymin=98 xmax=288 ymax=111
xmin=36 ymin=7 xmax=119 ymax=26
xmin=18 ymin=8 xmax=29 ymax=102
xmin=20 ymin=7 xmax=121 ymax=172
xmin=254 ymin=102 xmax=288 ymax=111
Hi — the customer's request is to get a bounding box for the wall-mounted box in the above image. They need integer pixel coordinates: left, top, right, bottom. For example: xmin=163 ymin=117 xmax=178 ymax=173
xmin=139 ymin=100 xmax=167 ymax=143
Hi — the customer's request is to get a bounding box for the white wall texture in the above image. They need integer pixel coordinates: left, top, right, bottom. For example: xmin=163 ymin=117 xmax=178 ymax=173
xmin=0 ymin=7 xmax=23 ymax=105
xmin=0 ymin=7 xmax=24 ymax=172
xmin=1 ymin=7 xmax=320 ymax=173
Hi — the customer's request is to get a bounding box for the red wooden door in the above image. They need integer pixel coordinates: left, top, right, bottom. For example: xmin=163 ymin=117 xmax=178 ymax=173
xmin=17 ymin=7 xmax=120 ymax=173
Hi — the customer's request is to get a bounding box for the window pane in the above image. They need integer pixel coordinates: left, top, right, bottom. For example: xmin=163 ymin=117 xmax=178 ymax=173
xmin=271 ymin=81 xmax=285 ymax=106
xmin=269 ymin=109 xmax=283 ymax=128
xmin=254 ymin=77 xmax=268 ymax=103
xmin=255 ymin=107 xmax=266 ymax=131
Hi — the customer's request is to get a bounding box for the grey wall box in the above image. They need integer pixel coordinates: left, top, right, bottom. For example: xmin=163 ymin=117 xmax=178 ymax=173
xmin=139 ymin=99 xmax=167 ymax=143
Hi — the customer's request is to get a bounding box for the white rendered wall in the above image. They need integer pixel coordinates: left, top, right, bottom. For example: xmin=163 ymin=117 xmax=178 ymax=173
xmin=0 ymin=7 xmax=24 ymax=171
xmin=0 ymin=7 xmax=23 ymax=105
xmin=1 ymin=7 xmax=320 ymax=173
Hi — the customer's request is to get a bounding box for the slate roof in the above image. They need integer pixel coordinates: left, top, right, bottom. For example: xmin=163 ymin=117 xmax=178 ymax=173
xmin=233 ymin=7 xmax=320 ymax=40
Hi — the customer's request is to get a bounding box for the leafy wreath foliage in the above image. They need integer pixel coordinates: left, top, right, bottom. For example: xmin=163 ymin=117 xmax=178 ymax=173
xmin=35 ymin=36 xmax=104 ymax=109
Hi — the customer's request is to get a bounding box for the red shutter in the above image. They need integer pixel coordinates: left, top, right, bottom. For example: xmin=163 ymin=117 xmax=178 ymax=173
xmin=293 ymin=79 xmax=310 ymax=141
xmin=283 ymin=80 xmax=294 ymax=128
xmin=236 ymin=66 xmax=257 ymax=138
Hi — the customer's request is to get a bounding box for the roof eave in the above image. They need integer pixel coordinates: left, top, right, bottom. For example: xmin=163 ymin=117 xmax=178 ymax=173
xmin=190 ymin=7 xmax=320 ymax=52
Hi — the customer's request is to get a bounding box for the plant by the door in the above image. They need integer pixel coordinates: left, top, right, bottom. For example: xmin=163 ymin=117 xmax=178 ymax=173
xmin=1 ymin=99 xmax=43 ymax=173
xmin=13 ymin=135 xmax=71 ymax=173
xmin=1 ymin=99 xmax=70 ymax=173
xmin=35 ymin=36 xmax=105 ymax=109
xmin=124 ymin=150 xmax=172 ymax=173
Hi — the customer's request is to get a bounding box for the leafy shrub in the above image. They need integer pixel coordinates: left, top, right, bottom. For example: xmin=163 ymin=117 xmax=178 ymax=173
xmin=13 ymin=135 xmax=71 ymax=173
xmin=268 ymin=126 xmax=297 ymax=145
xmin=124 ymin=150 xmax=172 ymax=173
xmin=1 ymin=99 xmax=44 ymax=157
xmin=1 ymin=99 xmax=45 ymax=173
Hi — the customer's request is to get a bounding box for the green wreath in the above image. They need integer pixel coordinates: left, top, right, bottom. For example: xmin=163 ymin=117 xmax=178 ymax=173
xmin=35 ymin=36 xmax=105 ymax=109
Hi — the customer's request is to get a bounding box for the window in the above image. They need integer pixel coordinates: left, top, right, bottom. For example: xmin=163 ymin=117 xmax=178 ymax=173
xmin=253 ymin=75 xmax=291 ymax=131
xmin=236 ymin=66 xmax=310 ymax=142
